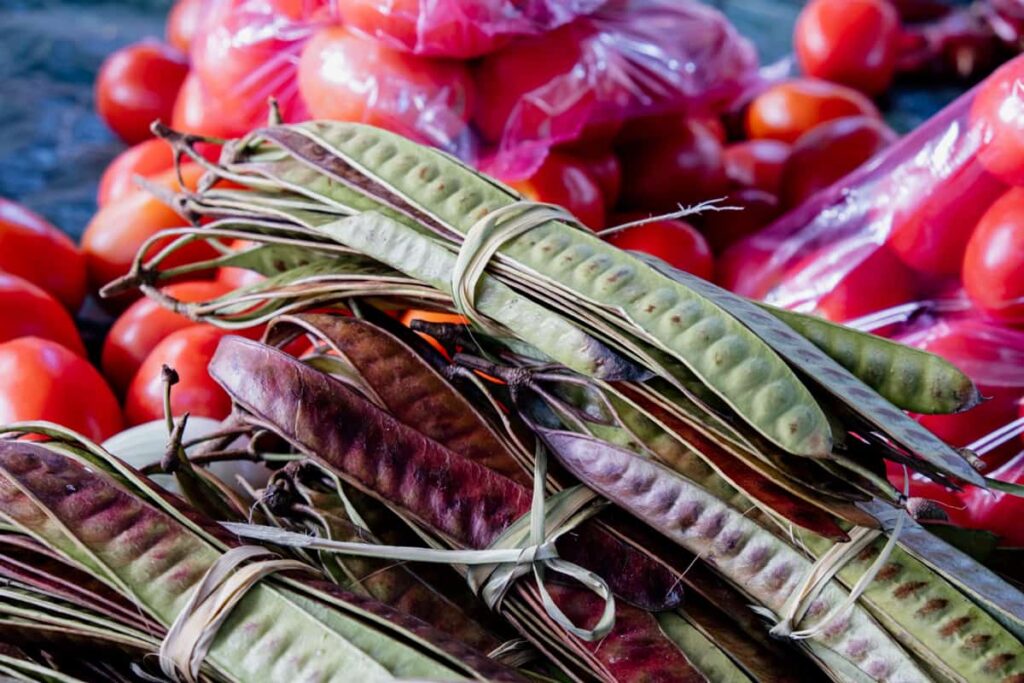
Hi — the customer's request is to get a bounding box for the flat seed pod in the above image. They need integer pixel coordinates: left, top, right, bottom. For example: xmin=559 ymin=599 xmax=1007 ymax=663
xmin=656 ymin=612 xmax=754 ymax=683
xmin=643 ymin=262 xmax=984 ymax=486
xmin=255 ymin=123 xmax=833 ymax=459
xmin=763 ymin=305 xmax=981 ymax=415
xmin=538 ymin=428 xmax=931 ymax=683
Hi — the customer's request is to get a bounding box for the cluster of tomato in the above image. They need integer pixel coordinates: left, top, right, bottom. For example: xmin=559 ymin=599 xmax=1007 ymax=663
xmin=0 ymin=186 xmax=261 ymax=443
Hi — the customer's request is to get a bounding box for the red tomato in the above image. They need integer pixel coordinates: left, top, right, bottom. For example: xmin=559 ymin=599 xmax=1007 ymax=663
xmin=778 ymin=244 xmax=915 ymax=323
xmin=125 ymin=325 xmax=233 ymax=425
xmin=618 ymin=119 xmax=729 ymax=212
xmin=715 ymin=238 xmax=785 ymax=298
xmin=723 ymin=140 xmax=791 ymax=195
xmin=888 ymin=159 xmax=1006 ymax=276
xmin=337 ymin=0 xmax=510 ymax=58
xmin=95 ymin=41 xmax=189 ymax=145
xmin=166 ymin=0 xmax=209 ymax=53
xmin=970 ymin=57 xmax=1024 ymax=186
xmin=605 ymin=214 xmax=714 ymax=281
xmin=577 ymin=151 xmax=622 ymax=209
xmin=81 ymin=164 xmax=218 ymax=307
xmin=217 ymin=240 xmax=268 ymax=290
xmin=781 ymin=116 xmax=897 ymax=207
xmin=963 ymin=187 xmax=1024 ymax=323
xmin=794 ymin=0 xmax=900 ymax=96
xmin=102 ymin=280 xmax=234 ymax=395
xmin=0 ymin=337 xmax=122 ymax=441
xmin=908 ymin=319 xmax=1024 ymax=468
xmin=506 ymin=153 xmax=606 ymax=230
xmin=299 ymin=26 xmax=475 ymax=146
xmin=171 ymin=72 xmax=250 ymax=140
xmin=0 ymin=198 xmax=86 ymax=312
xmin=617 ymin=113 xmax=726 ymax=146
xmin=474 ymin=23 xmax=621 ymax=147
xmin=963 ymin=451 xmax=1024 ymax=546
xmin=701 ymin=189 xmax=781 ymax=254
xmin=97 ymin=139 xmax=175 ymax=208
xmin=744 ymin=78 xmax=881 ymax=143
xmin=0 ymin=273 xmax=84 ymax=355
xmin=191 ymin=0 xmax=316 ymax=129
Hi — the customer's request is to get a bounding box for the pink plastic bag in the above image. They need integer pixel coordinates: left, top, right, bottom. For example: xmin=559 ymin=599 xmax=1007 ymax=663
xmin=182 ymin=0 xmax=758 ymax=175
xmin=722 ymin=53 xmax=1024 ymax=327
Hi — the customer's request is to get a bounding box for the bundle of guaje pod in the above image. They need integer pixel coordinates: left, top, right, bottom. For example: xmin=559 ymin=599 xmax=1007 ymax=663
xmin=2 ymin=120 xmax=1024 ymax=682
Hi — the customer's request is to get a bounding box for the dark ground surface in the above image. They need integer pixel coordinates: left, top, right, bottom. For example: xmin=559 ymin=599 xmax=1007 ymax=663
xmin=0 ymin=0 xmax=971 ymax=240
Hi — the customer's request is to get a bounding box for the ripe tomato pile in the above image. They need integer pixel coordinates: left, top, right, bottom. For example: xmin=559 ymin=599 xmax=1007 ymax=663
xmin=4 ymin=0 xmax=1024 ymax=546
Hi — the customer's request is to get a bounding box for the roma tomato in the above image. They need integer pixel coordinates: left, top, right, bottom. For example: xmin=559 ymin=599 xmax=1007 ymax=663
xmin=0 ymin=198 xmax=86 ymax=311
xmin=97 ymin=138 xmax=174 ymax=207
xmin=125 ymin=325 xmax=232 ymax=425
xmin=474 ymin=23 xmax=621 ymax=147
xmin=794 ymin=0 xmax=900 ymax=96
xmin=299 ymin=26 xmax=474 ymax=145
xmin=963 ymin=187 xmax=1024 ymax=323
xmin=723 ymin=140 xmax=791 ymax=195
xmin=781 ymin=116 xmax=897 ymax=207
xmin=970 ymin=56 xmax=1024 ymax=186
xmin=95 ymin=41 xmax=189 ymax=144
xmin=0 ymin=273 xmax=84 ymax=355
xmin=505 ymin=153 xmax=605 ymax=230
xmin=172 ymin=72 xmax=250 ymax=140
xmin=618 ymin=119 xmax=729 ymax=212
xmin=888 ymin=159 xmax=1006 ymax=276
xmin=0 ymin=337 xmax=122 ymax=441
xmin=337 ymin=0 xmax=510 ymax=58
xmin=167 ymin=0 xmax=209 ymax=53
xmin=778 ymin=244 xmax=915 ymax=323
xmin=700 ymin=189 xmax=781 ymax=254
xmin=102 ymin=280 xmax=234 ymax=395
xmin=605 ymin=214 xmax=714 ymax=281
xmin=744 ymin=78 xmax=880 ymax=143
xmin=81 ymin=164 xmax=218 ymax=307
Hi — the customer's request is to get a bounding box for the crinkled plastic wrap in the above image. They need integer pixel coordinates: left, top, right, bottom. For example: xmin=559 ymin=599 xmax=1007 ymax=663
xmin=181 ymin=0 xmax=758 ymax=174
xmin=724 ymin=53 xmax=1024 ymax=327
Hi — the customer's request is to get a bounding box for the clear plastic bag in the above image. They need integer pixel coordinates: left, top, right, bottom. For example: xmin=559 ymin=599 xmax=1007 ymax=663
xmin=721 ymin=53 xmax=1024 ymax=328
xmin=180 ymin=0 xmax=758 ymax=175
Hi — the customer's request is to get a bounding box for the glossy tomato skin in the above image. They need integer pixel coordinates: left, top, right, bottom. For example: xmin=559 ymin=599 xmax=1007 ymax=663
xmin=299 ymin=26 xmax=474 ymax=145
xmin=963 ymin=188 xmax=1024 ymax=323
xmin=744 ymin=78 xmax=880 ymax=143
xmin=618 ymin=119 xmax=729 ymax=212
xmin=794 ymin=0 xmax=900 ymax=96
xmin=963 ymin=451 xmax=1024 ymax=546
xmin=338 ymin=0 xmax=510 ymax=58
xmin=97 ymin=138 xmax=175 ymax=208
xmin=506 ymin=153 xmax=606 ymax=230
xmin=781 ymin=115 xmax=897 ymax=207
xmin=701 ymin=188 xmax=781 ymax=254
xmin=95 ymin=41 xmax=189 ymax=144
xmin=971 ymin=57 xmax=1024 ymax=186
xmin=814 ymin=247 xmax=916 ymax=322
xmin=715 ymin=238 xmax=784 ymax=298
xmin=908 ymin=320 xmax=1024 ymax=468
xmin=124 ymin=325 xmax=233 ymax=426
xmin=0 ymin=337 xmax=122 ymax=441
xmin=0 ymin=273 xmax=84 ymax=355
xmin=102 ymin=281 xmax=234 ymax=395
xmin=474 ymin=23 xmax=620 ymax=148
xmin=605 ymin=214 xmax=713 ymax=281
xmin=167 ymin=0 xmax=208 ymax=53
xmin=81 ymin=164 xmax=217 ymax=308
xmin=172 ymin=72 xmax=250 ymax=140
xmin=0 ymin=198 xmax=86 ymax=312
xmin=888 ymin=159 xmax=1007 ymax=276
xmin=723 ymin=140 xmax=791 ymax=195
